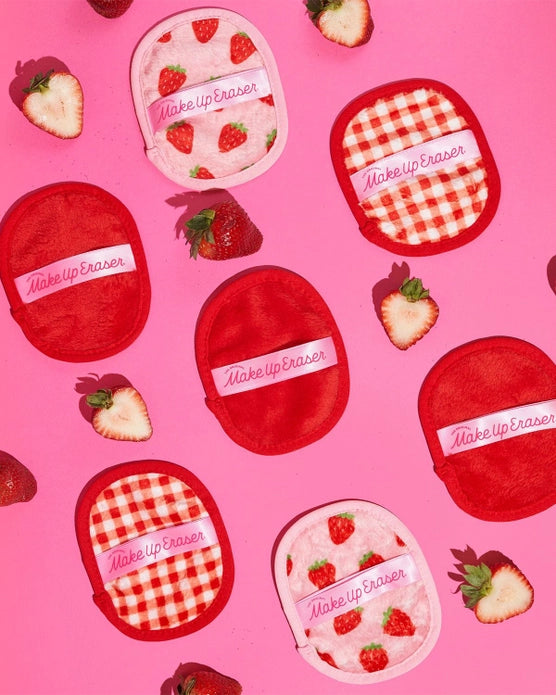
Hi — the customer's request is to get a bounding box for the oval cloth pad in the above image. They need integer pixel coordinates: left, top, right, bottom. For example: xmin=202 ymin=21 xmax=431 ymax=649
xmin=418 ymin=336 xmax=556 ymax=521
xmin=131 ymin=8 xmax=288 ymax=190
xmin=330 ymin=79 xmax=500 ymax=256
xmin=75 ymin=461 xmax=234 ymax=641
xmin=195 ymin=267 xmax=350 ymax=455
xmin=0 ymin=182 xmax=150 ymax=362
xmin=273 ymin=500 xmax=441 ymax=684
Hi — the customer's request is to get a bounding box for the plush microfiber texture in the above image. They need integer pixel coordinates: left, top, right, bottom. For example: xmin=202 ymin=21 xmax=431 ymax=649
xmin=273 ymin=500 xmax=441 ymax=684
xmin=330 ymin=79 xmax=500 ymax=256
xmin=195 ymin=267 xmax=350 ymax=455
xmin=131 ymin=8 xmax=287 ymax=190
xmin=75 ymin=460 xmax=234 ymax=641
xmin=0 ymin=182 xmax=150 ymax=362
xmin=419 ymin=336 xmax=556 ymax=521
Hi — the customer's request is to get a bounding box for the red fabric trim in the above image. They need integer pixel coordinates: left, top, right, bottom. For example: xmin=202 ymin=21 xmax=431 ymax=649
xmin=418 ymin=337 xmax=556 ymax=521
xmin=195 ymin=267 xmax=350 ymax=455
xmin=330 ymin=79 xmax=501 ymax=256
xmin=0 ymin=182 xmax=150 ymax=361
xmin=75 ymin=460 xmax=234 ymax=641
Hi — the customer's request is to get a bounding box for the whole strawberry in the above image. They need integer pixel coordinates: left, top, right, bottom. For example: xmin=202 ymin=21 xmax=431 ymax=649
xmin=0 ymin=451 xmax=37 ymax=507
xmin=87 ymin=0 xmax=134 ymax=18
xmin=177 ymin=670 xmax=242 ymax=695
xmin=184 ymin=201 xmax=263 ymax=261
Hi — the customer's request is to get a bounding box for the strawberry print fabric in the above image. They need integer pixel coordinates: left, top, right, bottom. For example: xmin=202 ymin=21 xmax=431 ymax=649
xmin=331 ymin=79 xmax=500 ymax=255
xmin=76 ymin=461 xmax=234 ymax=641
xmin=131 ymin=8 xmax=287 ymax=189
xmin=274 ymin=501 xmax=441 ymax=684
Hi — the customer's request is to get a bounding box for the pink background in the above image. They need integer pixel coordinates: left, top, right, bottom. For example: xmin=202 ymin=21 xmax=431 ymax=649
xmin=0 ymin=1 xmax=555 ymax=694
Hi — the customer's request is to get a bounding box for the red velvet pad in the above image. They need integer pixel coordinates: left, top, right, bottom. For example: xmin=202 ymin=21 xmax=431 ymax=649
xmin=75 ymin=460 xmax=234 ymax=641
xmin=0 ymin=182 xmax=150 ymax=361
xmin=330 ymin=79 xmax=501 ymax=256
xmin=419 ymin=337 xmax=556 ymax=521
xmin=195 ymin=267 xmax=350 ymax=455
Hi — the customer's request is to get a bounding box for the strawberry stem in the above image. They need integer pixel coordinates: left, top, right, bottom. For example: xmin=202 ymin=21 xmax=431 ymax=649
xmin=399 ymin=277 xmax=430 ymax=302
xmin=86 ymin=389 xmax=114 ymax=410
xmin=23 ymin=70 xmax=54 ymax=94
xmin=184 ymin=208 xmax=216 ymax=259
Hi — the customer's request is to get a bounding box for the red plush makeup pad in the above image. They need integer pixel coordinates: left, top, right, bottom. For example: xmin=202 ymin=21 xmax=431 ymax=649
xmin=419 ymin=337 xmax=556 ymax=521
xmin=75 ymin=461 xmax=234 ymax=641
xmin=0 ymin=182 xmax=150 ymax=362
xmin=131 ymin=7 xmax=288 ymax=190
xmin=330 ymin=79 xmax=500 ymax=255
xmin=195 ymin=267 xmax=350 ymax=455
xmin=273 ymin=501 xmax=441 ymax=684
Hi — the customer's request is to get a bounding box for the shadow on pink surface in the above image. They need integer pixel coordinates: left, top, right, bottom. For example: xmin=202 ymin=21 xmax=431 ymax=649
xmin=9 ymin=57 xmax=71 ymax=109
xmin=547 ymin=255 xmax=556 ymax=296
xmin=448 ymin=545 xmax=514 ymax=605
xmin=74 ymin=373 xmax=132 ymax=422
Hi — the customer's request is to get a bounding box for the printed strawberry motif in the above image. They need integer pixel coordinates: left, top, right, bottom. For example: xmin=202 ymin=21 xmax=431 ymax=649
xmin=259 ymin=94 xmax=274 ymax=106
xmin=359 ymin=551 xmax=385 ymax=570
xmin=395 ymin=534 xmax=406 ymax=547
xmin=86 ymin=386 xmax=153 ymax=442
xmin=157 ymin=32 xmax=172 ymax=43
xmin=218 ymin=122 xmax=248 ymax=152
xmin=192 ymin=18 xmax=219 ymax=43
xmin=317 ymin=651 xmax=338 ymax=668
xmin=230 ymin=32 xmax=256 ymax=64
xmin=0 ymin=451 xmax=37 ymax=507
xmin=189 ymin=165 xmax=214 ymax=180
xmin=308 ymin=559 xmax=336 ymax=589
xmin=333 ymin=607 xmax=363 ymax=635
xmin=286 ymin=554 xmax=293 ymax=576
xmin=382 ymin=606 xmax=416 ymax=636
xmin=328 ymin=513 xmax=355 ymax=544
xmin=266 ymin=128 xmax=277 ymax=152
xmin=461 ymin=561 xmax=534 ymax=623
xmin=158 ymin=65 xmax=187 ymax=97
xmin=166 ymin=120 xmax=194 ymax=153
xmin=359 ymin=643 xmax=389 ymax=673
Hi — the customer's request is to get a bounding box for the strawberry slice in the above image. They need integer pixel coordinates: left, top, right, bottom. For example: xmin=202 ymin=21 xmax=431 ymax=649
xmin=306 ymin=0 xmax=373 ymax=48
xmin=86 ymin=386 xmax=153 ymax=442
xmin=380 ymin=277 xmax=439 ymax=350
xmin=461 ymin=562 xmax=534 ymax=623
xmin=22 ymin=70 xmax=83 ymax=139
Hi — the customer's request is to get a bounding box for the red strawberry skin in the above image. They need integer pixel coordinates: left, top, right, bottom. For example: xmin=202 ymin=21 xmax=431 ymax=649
xmin=218 ymin=123 xmax=248 ymax=152
xmin=359 ymin=551 xmax=385 ymax=570
xmin=0 ymin=452 xmax=37 ymax=506
xmin=190 ymin=165 xmax=214 ymax=180
xmin=333 ymin=607 xmax=362 ymax=635
xmin=87 ymin=0 xmax=133 ymax=18
xmin=317 ymin=651 xmax=338 ymax=668
xmin=328 ymin=513 xmax=355 ymax=544
xmin=308 ymin=559 xmax=336 ymax=589
xmin=382 ymin=606 xmax=416 ymax=636
xmin=359 ymin=644 xmax=389 ymax=673
xmin=166 ymin=121 xmax=194 ymax=154
xmin=158 ymin=65 xmax=187 ymax=97
xmin=177 ymin=670 xmax=242 ymax=695
xmin=230 ymin=32 xmax=256 ymax=63
xmin=286 ymin=554 xmax=293 ymax=576
xmin=192 ymin=18 xmax=219 ymax=43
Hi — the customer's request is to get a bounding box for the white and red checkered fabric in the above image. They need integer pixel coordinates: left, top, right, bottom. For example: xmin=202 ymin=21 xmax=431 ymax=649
xmin=342 ymin=88 xmax=489 ymax=246
xmin=89 ymin=472 xmax=223 ymax=632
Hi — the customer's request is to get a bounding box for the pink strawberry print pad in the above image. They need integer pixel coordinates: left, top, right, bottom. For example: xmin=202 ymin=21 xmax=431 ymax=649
xmin=330 ymin=79 xmax=501 ymax=255
xmin=75 ymin=461 xmax=234 ymax=641
xmin=274 ymin=501 xmax=441 ymax=684
xmin=131 ymin=8 xmax=287 ymax=189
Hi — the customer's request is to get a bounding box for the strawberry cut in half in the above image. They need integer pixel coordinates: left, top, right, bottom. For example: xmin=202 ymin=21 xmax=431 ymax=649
xmin=306 ymin=0 xmax=373 ymax=48
xmin=22 ymin=70 xmax=83 ymax=139
xmin=380 ymin=277 xmax=439 ymax=350
xmin=461 ymin=562 xmax=534 ymax=624
xmin=0 ymin=451 xmax=37 ymax=507
xmin=86 ymin=386 xmax=153 ymax=442
xmin=184 ymin=201 xmax=262 ymax=261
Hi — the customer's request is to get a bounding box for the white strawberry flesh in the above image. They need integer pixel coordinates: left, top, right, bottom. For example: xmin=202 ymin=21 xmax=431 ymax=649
xmin=88 ymin=387 xmax=152 ymax=442
xmin=22 ymin=72 xmax=83 ymax=139
xmin=475 ymin=565 xmax=534 ymax=624
xmin=312 ymin=0 xmax=373 ymax=48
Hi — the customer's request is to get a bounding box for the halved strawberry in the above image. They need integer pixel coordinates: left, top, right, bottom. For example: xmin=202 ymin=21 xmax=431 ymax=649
xmin=192 ymin=18 xmax=219 ymax=43
xmin=461 ymin=562 xmax=534 ymax=623
xmin=382 ymin=606 xmax=416 ymax=636
xmin=158 ymin=65 xmax=187 ymax=97
xmin=86 ymin=386 xmax=153 ymax=442
xmin=306 ymin=0 xmax=373 ymax=48
xmin=380 ymin=277 xmax=439 ymax=350
xmin=22 ymin=70 xmax=83 ymax=139
xmin=166 ymin=120 xmax=194 ymax=153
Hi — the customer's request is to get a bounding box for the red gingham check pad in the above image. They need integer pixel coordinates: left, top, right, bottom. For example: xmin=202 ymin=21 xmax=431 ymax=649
xmin=331 ymin=79 xmax=500 ymax=256
xmin=76 ymin=461 xmax=234 ymax=640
